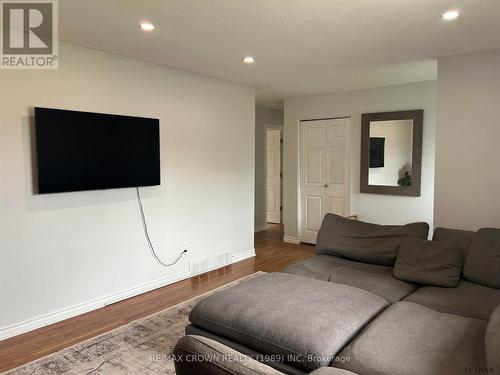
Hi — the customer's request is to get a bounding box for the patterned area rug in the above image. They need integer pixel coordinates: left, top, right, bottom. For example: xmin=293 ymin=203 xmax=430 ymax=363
xmin=3 ymin=272 xmax=264 ymax=375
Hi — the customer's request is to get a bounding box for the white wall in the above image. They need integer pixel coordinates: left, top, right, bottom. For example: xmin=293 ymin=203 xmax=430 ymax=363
xmin=434 ymin=49 xmax=500 ymax=230
xmin=284 ymin=81 xmax=436 ymax=240
xmin=0 ymin=42 xmax=255 ymax=338
xmin=254 ymin=106 xmax=283 ymax=229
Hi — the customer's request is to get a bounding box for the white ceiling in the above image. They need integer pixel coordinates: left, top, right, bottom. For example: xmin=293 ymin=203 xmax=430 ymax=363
xmin=58 ymin=0 xmax=500 ymax=101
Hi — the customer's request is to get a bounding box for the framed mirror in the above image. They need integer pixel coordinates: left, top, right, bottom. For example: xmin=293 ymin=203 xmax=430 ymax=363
xmin=360 ymin=110 xmax=423 ymax=196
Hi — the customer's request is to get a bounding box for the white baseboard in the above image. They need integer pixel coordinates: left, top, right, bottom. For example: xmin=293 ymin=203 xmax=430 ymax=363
xmin=232 ymin=248 xmax=256 ymax=262
xmin=283 ymin=236 xmax=301 ymax=245
xmin=0 ymin=248 xmax=257 ymax=341
xmin=254 ymin=225 xmax=267 ymax=233
xmin=0 ymin=269 xmax=191 ymax=341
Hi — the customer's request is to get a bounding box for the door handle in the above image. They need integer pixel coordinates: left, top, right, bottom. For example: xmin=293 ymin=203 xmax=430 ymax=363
xmin=324 ymin=184 xmax=329 ymax=188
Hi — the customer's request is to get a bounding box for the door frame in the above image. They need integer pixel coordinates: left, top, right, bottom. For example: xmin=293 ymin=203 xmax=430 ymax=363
xmin=265 ymin=125 xmax=283 ymax=224
xmin=297 ymin=116 xmax=351 ymax=243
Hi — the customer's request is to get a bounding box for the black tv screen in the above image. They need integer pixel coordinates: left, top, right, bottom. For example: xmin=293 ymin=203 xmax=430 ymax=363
xmin=35 ymin=107 xmax=160 ymax=194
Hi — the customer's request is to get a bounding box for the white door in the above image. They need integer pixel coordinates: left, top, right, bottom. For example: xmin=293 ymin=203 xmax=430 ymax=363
xmin=300 ymin=118 xmax=350 ymax=244
xmin=266 ymin=128 xmax=281 ymax=223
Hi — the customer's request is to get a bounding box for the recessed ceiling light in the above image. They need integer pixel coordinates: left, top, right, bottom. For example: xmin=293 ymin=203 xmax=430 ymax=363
xmin=140 ymin=22 xmax=155 ymax=31
xmin=442 ymin=10 xmax=460 ymax=21
xmin=242 ymin=56 xmax=255 ymax=64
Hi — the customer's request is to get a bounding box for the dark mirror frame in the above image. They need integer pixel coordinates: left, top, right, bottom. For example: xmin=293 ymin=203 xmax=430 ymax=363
xmin=360 ymin=110 xmax=423 ymax=197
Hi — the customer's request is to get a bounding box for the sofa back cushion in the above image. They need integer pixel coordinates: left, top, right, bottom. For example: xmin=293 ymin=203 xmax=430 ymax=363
xmin=485 ymin=305 xmax=500 ymax=375
xmin=316 ymin=214 xmax=429 ymax=266
xmin=393 ymin=237 xmax=462 ymax=287
xmin=433 ymin=227 xmax=475 ymax=259
xmin=463 ymin=228 xmax=500 ymax=289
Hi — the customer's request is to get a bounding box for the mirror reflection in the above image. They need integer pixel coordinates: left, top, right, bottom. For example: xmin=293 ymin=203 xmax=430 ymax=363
xmin=368 ymin=119 xmax=413 ymax=187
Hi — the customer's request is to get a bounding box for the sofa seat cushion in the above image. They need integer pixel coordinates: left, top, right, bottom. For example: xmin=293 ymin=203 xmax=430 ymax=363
xmin=316 ymin=214 xmax=429 ymax=266
xmin=337 ymin=301 xmax=487 ymax=375
xmin=284 ymin=255 xmax=416 ymax=303
xmin=189 ymin=272 xmax=388 ymax=371
xmin=403 ymin=279 xmax=500 ymax=320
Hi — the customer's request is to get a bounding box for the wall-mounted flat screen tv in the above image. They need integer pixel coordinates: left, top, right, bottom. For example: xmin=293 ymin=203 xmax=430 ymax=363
xmin=35 ymin=107 xmax=160 ymax=194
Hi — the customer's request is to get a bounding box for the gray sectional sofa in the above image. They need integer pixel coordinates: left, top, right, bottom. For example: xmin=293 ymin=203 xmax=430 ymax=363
xmin=174 ymin=214 xmax=500 ymax=375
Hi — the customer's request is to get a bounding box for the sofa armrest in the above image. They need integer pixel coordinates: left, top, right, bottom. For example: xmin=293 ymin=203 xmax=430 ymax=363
xmin=486 ymin=305 xmax=500 ymax=375
xmin=309 ymin=368 xmax=359 ymax=375
xmin=173 ymin=335 xmax=283 ymax=375
xmin=173 ymin=335 xmax=359 ymax=375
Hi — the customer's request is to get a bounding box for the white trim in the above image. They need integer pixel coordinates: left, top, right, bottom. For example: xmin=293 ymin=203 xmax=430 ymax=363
xmin=254 ymin=225 xmax=267 ymax=233
xmin=283 ymin=236 xmax=301 ymax=245
xmin=296 ymin=120 xmax=303 ymax=242
xmin=264 ymin=123 xmax=283 ymax=130
xmin=232 ymin=248 xmax=256 ymax=262
xmin=0 ymin=247 xmax=257 ymax=341
xmin=0 ymin=269 xmax=191 ymax=341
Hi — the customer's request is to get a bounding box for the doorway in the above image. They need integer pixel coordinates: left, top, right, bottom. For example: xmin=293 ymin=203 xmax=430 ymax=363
xmin=299 ymin=118 xmax=350 ymax=244
xmin=266 ymin=128 xmax=282 ymax=224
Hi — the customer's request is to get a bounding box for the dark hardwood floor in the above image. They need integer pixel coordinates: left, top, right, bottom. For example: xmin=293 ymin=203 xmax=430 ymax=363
xmin=0 ymin=225 xmax=314 ymax=372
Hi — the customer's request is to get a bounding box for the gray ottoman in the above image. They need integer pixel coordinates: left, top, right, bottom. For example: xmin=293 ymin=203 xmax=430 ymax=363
xmin=188 ymin=272 xmax=388 ymax=372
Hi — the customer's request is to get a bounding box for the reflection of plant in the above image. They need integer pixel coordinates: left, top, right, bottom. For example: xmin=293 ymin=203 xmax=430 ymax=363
xmin=398 ymin=172 xmax=412 ymax=186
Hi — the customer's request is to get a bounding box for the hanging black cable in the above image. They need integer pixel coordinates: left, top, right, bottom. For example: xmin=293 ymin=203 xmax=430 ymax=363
xmin=136 ymin=187 xmax=187 ymax=267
